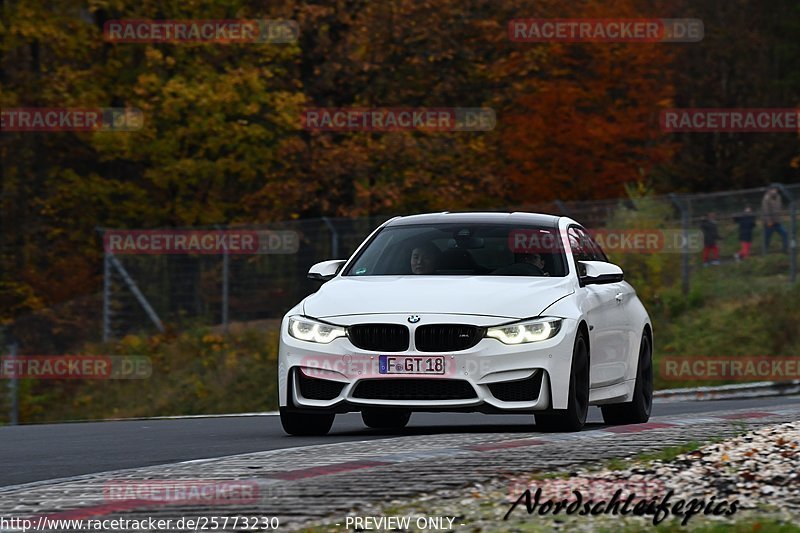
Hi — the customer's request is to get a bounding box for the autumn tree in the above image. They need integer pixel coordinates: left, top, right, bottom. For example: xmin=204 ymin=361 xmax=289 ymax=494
xmin=496 ymin=0 xmax=677 ymax=202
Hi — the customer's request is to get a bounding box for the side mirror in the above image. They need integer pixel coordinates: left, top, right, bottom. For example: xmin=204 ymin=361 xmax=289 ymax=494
xmin=578 ymin=260 xmax=624 ymax=285
xmin=308 ymin=259 xmax=346 ymax=282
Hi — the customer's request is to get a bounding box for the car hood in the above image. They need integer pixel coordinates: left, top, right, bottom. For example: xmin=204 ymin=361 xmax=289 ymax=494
xmin=303 ymin=276 xmax=575 ymax=320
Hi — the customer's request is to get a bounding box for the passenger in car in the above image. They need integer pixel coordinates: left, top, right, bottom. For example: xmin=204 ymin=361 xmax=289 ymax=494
xmin=518 ymin=252 xmax=549 ymax=276
xmin=490 ymin=252 xmax=548 ymax=276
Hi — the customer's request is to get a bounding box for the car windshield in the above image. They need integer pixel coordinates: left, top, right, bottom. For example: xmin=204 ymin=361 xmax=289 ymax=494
xmin=344 ymin=223 xmax=567 ymax=277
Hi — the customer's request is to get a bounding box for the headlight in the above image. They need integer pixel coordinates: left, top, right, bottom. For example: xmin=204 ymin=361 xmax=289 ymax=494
xmin=485 ymin=317 xmax=562 ymax=345
xmin=287 ymin=316 xmax=346 ymax=344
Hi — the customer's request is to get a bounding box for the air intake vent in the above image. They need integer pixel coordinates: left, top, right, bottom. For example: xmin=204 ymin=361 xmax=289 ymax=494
xmin=297 ymin=371 xmax=346 ymax=400
xmin=487 ymin=372 xmax=544 ymax=402
xmin=415 ymin=324 xmax=484 ymax=352
xmin=347 ymin=324 xmax=409 ymax=352
xmin=352 ymin=379 xmax=477 ymax=400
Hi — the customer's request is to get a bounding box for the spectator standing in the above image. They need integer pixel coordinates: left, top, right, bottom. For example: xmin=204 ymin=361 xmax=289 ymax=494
xmin=733 ymin=206 xmax=756 ymax=261
xmin=700 ymin=212 xmax=720 ymax=266
xmin=761 ymin=186 xmax=789 ymax=252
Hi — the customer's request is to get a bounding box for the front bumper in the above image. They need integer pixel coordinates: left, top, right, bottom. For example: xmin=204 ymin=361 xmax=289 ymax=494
xmin=278 ymin=314 xmax=578 ymax=412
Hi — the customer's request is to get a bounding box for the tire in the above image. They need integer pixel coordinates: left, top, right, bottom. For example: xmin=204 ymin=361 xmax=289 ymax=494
xmin=601 ymin=332 xmax=653 ymax=425
xmin=535 ymin=332 xmax=589 ymax=432
xmin=361 ymin=409 xmax=411 ymax=430
xmin=280 ymin=407 xmax=335 ymax=436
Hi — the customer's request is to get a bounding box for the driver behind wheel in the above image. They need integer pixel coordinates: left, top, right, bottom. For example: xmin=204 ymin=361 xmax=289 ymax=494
xmin=410 ymin=242 xmax=441 ymax=274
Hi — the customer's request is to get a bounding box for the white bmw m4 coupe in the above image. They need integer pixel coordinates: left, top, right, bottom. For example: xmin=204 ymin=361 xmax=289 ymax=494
xmin=278 ymin=212 xmax=653 ymax=435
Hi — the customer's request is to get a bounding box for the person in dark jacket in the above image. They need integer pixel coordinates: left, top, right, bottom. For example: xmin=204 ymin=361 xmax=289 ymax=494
xmin=700 ymin=212 xmax=720 ymax=266
xmin=733 ymin=206 xmax=756 ymax=261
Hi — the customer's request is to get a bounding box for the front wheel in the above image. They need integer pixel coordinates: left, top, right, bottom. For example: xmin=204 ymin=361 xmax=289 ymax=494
xmin=280 ymin=407 xmax=335 ymax=436
xmin=535 ymin=332 xmax=589 ymax=432
xmin=601 ymin=332 xmax=653 ymax=425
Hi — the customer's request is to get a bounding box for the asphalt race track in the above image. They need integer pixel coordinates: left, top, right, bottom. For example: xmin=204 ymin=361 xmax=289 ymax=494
xmin=1 ymin=395 xmax=799 ymax=530
xmin=2 ymin=395 xmax=799 ymax=488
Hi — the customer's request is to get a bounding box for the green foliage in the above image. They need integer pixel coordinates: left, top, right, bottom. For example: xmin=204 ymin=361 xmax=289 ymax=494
xmin=598 ymin=188 xmax=800 ymax=390
xmin=653 ymin=272 xmax=800 ymax=389
xmin=602 ymin=183 xmax=682 ymax=309
xmin=656 ymin=281 xmax=800 ymax=357
xmin=16 ymin=325 xmax=279 ymax=422
xmin=654 ymin=285 xmax=705 ymax=319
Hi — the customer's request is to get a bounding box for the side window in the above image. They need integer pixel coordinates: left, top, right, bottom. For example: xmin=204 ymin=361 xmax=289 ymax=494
xmin=567 ymin=228 xmax=591 ymax=260
xmin=567 ymin=227 xmax=592 ymax=276
xmin=578 ymin=228 xmax=609 ymax=262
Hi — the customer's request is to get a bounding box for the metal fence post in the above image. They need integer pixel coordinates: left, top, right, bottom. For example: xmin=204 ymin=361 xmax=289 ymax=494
xmin=760 ymin=186 xmax=767 ymax=257
xmin=8 ymin=343 xmax=19 ymax=425
xmin=322 ymin=217 xmax=340 ymax=258
xmin=791 ymin=202 xmax=797 ymax=284
xmin=670 ymin=193 xmax=690 ymax=295
xmin=103 ymin=250 xmax=111 ymax=342
xmin=774 ymin=184 xmax=797 ymax=283
xmin=554 ymin=200 xmax=573 ymax=218
xmin=107 ymin=254 xmax=165 ymax=333
xmin=222 ymin=243 xmax=230 ymax=334
xmin=215 ymin=225 xmax=230 ymax=334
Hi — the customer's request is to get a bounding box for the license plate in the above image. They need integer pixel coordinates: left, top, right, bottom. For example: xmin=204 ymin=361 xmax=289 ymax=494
xmin=379 ymin=355 xmax=446 ymax=375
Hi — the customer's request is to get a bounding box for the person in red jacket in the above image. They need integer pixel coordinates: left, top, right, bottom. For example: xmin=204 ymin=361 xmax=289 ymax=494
xmin=733 ymin=206 xmax=756 ymax=261
xmin=700 ymin=212 xmax=720 ymax=266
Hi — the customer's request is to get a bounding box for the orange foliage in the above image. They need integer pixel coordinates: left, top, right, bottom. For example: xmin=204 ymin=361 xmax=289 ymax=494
xmin=498 ymin=0 xmax=677 ymax=201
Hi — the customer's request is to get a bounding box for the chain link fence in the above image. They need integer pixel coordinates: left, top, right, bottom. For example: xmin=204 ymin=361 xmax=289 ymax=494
xmin=98 ymin=216 xmax=394 ymax=340
xmin=5 ymin=184 xmax=799 ymax=347
xmin=2 ymin=184 xmax=798 ymax=424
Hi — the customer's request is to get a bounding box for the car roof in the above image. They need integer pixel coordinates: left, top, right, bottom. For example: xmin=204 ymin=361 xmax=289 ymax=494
xmin=385 ymin=211 xmax=563 ymax=228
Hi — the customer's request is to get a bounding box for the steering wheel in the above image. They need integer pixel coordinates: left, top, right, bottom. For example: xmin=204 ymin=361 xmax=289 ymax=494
xmin=516 ymin=262 xmax=545 ymax=276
